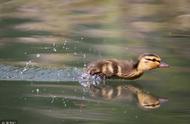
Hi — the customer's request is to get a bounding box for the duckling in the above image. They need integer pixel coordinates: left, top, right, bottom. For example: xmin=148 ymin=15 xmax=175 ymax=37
xmin=87 ymin=53 xmax=169 ymax=79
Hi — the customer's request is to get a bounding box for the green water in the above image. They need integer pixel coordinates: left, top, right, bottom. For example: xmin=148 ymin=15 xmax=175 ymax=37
xmin=0 ymin=0 xmax=190 ymax=124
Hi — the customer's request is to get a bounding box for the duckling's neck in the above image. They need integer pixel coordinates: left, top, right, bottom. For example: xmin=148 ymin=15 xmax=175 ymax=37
xmin=125 ymin=68 xmax=144 ymax=79
xmin=131 ymin=61 xmax=144 ymax=79
xmin=119 ymin=61 xmax=144 ymax=79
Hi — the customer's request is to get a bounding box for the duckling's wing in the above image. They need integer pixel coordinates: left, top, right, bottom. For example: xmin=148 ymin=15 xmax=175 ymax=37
xmin=87 ymin=59 xmax=119 ymax=76
xmin=116 ymin=60 xmax=134 ymax=75
xmin=86 ymin=60 xmax=103 ymax=75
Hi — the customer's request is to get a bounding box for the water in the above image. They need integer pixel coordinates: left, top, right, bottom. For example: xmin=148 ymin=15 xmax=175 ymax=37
xmin=0 ymin=0 xmax=190 ymax=124
xmin=0 ymin=64 xmax=82 ymax=81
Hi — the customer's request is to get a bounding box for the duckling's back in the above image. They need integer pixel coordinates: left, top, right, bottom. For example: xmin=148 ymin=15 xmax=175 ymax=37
xmin=87 ymin=59 xmax=137 ymax=78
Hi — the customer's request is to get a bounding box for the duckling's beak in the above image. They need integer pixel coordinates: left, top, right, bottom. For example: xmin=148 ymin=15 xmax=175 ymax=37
xmin=159 ymin=62 xmax=169 ymax=68
xmin=159 ymin=98 xmax=168 ymax=104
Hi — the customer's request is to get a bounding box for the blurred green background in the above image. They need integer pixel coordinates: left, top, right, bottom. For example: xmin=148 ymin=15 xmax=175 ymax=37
xmin=0 ymin=0 xmax=190 ymax=124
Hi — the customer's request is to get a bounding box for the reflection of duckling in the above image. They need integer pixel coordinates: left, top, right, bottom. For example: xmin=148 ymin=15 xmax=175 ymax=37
xmin=126 ymin=85 xmax=168 ymax=109
xmin=88 ymin=84 xmax=167 ymax=109
xmin=87 ymin=53 xmax=169 ymax=79
xmin=89 ymin=85 xmax=131 ymax=100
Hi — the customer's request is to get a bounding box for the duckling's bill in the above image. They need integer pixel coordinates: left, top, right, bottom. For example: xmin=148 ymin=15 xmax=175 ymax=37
xmin=159 ymin=62 xmax=169 ymax=68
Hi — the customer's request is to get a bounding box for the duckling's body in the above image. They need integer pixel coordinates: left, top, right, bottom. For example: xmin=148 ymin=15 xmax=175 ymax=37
xmin=87 ymin=59 xmax=142 ymax=79
xmin=87 ymin=53 xmax=169 ymax=79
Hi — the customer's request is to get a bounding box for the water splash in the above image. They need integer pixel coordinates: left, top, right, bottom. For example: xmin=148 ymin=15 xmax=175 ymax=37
xmin=0 ymin=64 xmax=82 ymax=82
xmin=78 ymin=72 xmax=103 ymax=88
xmin=0 ymin=64 xmax=104 ymax=87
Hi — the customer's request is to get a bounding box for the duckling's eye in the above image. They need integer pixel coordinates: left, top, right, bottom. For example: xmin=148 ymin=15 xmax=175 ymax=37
xmin=153 ymin=59 xmax=160 ymax=63
xmin=152 ymin=59 xmax=156 ymax=62
xmin=145 ymin=58 xmax=160 ymax=63
xmin=145 ymin=58 xmax=153 ymax=61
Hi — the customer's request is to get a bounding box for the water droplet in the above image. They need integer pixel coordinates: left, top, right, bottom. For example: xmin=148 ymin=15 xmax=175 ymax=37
xmin=36 ymin=54 xmax=40 ymax=58
xmin=73 ymin=52 xmax=77 ymax=56
xmin=26 ymin=60 xmax=32 ymax=66
xmin=53 ymin=48 xmax=57 ymax=52
xmin=53 ymin=43 xmax=56 ymax=47
xmin=22 ymin=68 xmax=27 ymax=72
xmin=82 ymin=96 xmax=85 ymax=100
xmin=63 ymin=40 xmax=67 ymax=46
xmin=74 ymin=88 xmax=77 ymax=92
xmin=83 ymin=54 xmax=86 ymax=58
xmin=44 ymin=47 xmax=49 ymax=50
xmin=64 ymin=103 xmax=67 ymax=107
xmin=36 ymin=88 xmax=39 ymax=94
xmin=50 ymin=96 xmax=56 ymax=103
xmin=83 ymin=63 xmax=87 ymax=67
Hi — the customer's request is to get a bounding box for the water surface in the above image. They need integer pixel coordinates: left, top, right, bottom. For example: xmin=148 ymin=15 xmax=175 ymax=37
xmin=0 ymin=0 xmax=190 ymax=124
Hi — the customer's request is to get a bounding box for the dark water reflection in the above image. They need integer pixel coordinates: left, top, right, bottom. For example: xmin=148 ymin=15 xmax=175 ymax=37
xmin=0 ymin=0 xmax=190 ymax=124
xmin=0 ymin=80 xmax=190 ymax=124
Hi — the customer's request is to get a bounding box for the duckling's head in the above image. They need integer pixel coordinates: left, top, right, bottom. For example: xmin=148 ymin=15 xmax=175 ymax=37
xmin=137 ymin=53 xmax=169 ymax=71
xmin=137 ymin=91 xmax=168 ymax=109
xmin=137 ymin=91 xmax=161 ymax=109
